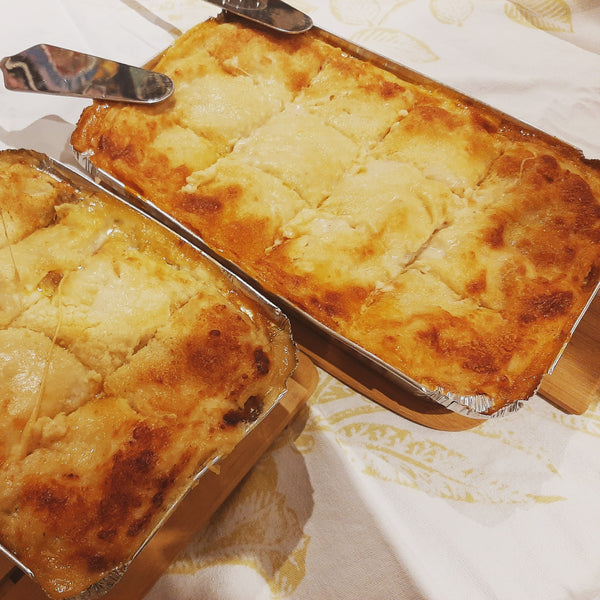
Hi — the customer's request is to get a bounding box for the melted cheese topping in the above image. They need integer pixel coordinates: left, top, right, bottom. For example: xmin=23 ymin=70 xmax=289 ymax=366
xmin=416 ymin=144 xmax=600 ymax=317
xmin=0 ymin=155 xmax=75 ymax=249
xmin=174 ymin=73 xmax=290 ymax=154
xmin=0 ymin=327 xmax=102 ymax=462
xmin=231 ymin=105 xmax=359 ymax=207
xmin=175 ymin=157 xmax=306 ymax=269
xmin=255 ymin=160 xmax=463 ymax=327
xmin=346 ymin=269 xmax=544 ymax=404
xmin=71 ymin=18 xmax=600 ymax=416
xmin=295 ymin=49 xmax=418 ymax=145
xmin=0 ymin=149 xmax=295 ymax=600
xmin=373 ymin=94 xmax=504 ymax=194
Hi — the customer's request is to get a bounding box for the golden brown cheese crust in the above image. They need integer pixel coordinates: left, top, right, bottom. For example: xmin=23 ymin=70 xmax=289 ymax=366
xmin=253 ymin=159 xmax=463 ymax=328
xmin=174 ymin=158 xmax=306 ymax=270
xmin=0 ymin=151 xmax=80 ymax=248
xmin=372 ymin=93 xmax=504 ymax=194
xmin=416 ymin=144 xmax=600 ymax=314
xmin=295 ymin=47 xmax=418 ymax=144
xmin=71 ymin=18 xmax=600 ymax=413
xmin=0 ymin=149 xmax=295 ymax=599
xmin=346 ymin=270 xmax=543 ymax=402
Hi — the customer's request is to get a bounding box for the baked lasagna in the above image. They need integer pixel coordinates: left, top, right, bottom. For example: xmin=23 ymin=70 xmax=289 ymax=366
xmin=71 ymin=17 xmax=600 ymax=415
xmin=0 ymin=149 xmax=295 ymax=599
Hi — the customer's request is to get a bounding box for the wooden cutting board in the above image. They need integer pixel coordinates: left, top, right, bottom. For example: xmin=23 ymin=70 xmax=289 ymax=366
xmin=291 ymin=295 xmax=600 ymax=431
xmin=0 ymin=352 xmax=318 ymax=600
xmin=538 ymin=295 xmax=600 ymax=414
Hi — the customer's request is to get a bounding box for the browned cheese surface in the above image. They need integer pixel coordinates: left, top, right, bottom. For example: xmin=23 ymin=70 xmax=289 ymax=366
xmin=0 ymin=150 xmax=295 ymax=599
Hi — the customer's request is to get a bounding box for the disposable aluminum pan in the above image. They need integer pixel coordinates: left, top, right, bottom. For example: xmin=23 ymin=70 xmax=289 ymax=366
xmin=73 ymin=17 xmax=600 ymax=420
xmin=0 ymin=149 xmax=297 ymax=600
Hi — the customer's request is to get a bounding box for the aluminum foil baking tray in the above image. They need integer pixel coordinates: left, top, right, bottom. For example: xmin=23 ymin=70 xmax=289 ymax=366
xmin=0 ymin=148 xmax=297 ymax=600
xmin=72 ymin=17 xmax=600 ymax=420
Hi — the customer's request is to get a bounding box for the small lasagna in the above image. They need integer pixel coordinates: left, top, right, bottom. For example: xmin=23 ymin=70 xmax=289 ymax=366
xmin=0 ymin=149 xmax=295 ymax=599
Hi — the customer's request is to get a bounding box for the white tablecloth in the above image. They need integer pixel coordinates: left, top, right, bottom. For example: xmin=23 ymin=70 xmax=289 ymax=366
xmin=1 ymin=2 xmax=599 ymax=599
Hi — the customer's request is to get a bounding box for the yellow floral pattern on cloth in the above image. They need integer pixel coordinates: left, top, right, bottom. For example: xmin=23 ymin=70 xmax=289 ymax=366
xmin=164 ymin=368 xmax=599 ymax=593
xmin=165 ymin=413 xmax=313 ymax=596
xmin=136 ymin=0 xmax=600 ymax=62
xmin=300 ymin=373 xmax=576 ymax=505
xmin=505 ymin=0 xmax=573 ymax=31
xmin=303 ymin=0 xmax=600 ymax=63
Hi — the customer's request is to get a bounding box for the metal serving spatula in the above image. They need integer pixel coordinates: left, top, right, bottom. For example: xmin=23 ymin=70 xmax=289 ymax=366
xmin=0 ymin=43 xmax=174 ymax=104
xmin=205 ymin=0 xmax=313 ymax=33
xmin=0 ymin=1 xmax=312 ymax=104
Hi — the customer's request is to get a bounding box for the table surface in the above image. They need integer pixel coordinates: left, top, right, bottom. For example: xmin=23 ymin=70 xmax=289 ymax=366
xmin=1 ymin=1 xmax=600 ymax=599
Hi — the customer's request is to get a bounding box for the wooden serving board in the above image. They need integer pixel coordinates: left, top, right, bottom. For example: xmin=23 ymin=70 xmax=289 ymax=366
xmin=538 ymin=294 xmax=600 ymax=414
xmin=290 ymin=295 xmax=600 ymax=431
xmin=0 ymin=352 xmax=319 ymax=600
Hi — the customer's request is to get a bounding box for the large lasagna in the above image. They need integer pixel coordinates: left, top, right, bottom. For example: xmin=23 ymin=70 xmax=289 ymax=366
xmin=71 ymin=17 xmax=600 ymax=415
xmin=0 ymin=149 xmax=295 ymax=599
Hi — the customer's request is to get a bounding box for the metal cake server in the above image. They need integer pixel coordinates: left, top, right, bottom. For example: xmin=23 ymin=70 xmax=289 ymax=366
xmin=0 ymin=2 xmax=311 ymax=103
xmin=0 ymin=43 xmax=174 ymax=103
xmin=205 ymin=0 xmax=313 ymax=33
